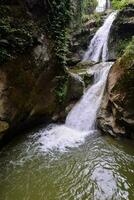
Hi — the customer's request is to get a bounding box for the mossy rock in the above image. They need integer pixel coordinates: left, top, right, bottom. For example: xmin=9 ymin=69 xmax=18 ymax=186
xmin=0 ymin=4 xmax=40 ymax=65
xmin=108 ymin=4 xmax=134 ymax=60
xmin=98 ymin=38 xmax=134 ymax=138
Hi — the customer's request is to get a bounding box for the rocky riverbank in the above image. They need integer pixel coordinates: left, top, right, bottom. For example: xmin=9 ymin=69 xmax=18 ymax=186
xmin=0 ymin=1 xmax=134 ymax=146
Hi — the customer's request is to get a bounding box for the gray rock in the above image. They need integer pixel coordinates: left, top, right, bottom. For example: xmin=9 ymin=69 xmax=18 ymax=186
xmin=67 ymin=72 xmax=84 ymax=102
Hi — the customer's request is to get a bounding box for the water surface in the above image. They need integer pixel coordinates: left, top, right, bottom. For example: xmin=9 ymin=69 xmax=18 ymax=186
xmin=0 ymin=126 xmax=134 ymax=200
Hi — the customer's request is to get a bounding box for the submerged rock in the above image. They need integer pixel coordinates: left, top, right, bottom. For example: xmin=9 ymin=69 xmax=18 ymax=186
xmin=98 ymin=38 xmax=134 ymax=138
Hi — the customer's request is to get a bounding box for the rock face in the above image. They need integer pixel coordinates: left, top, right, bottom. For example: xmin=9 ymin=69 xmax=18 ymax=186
xmin=0 ymin=1 xmax=86 ymax=144
xmin=98 ymin=38 xmax=134 ymax=138
xmin=67 ymin=13 xmax=104 ymax=66
xmin=109 ymin=4 xmax=134 ymax=60
xmin=0 ymin=1 xmax=64 ymax=143
xmin=0 ymin=40 xmax=59 ymax=140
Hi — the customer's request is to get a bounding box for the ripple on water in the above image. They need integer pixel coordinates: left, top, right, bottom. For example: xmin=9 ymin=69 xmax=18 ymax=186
xmin=0 ymin=126 xmax=134 ymax=200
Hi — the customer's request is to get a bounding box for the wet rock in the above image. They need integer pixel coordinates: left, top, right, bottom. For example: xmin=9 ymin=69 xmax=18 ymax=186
xmin=67 ymin=57 xmax=81 ymax=67
xmin=67 ymin=30 xmax=91 ymax=64
xmin=67 ymin=72 xmax=84 ymax=102
xmin=84 ymin=19 xmax=96 ymax=29
xmin=68 ymin=61 xmax=95 ymax=88
xmin=109 ymin=4 xmax=134 ymax=60
xmin=98 ymin=38 xmax=134 ymax=138
xmin=0 ymin=2 xmax=59 ymax=144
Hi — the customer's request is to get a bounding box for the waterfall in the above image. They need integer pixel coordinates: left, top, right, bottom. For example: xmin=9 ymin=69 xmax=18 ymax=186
xmin=39 ymin=62 xmax=113 ymax=151
xmin=38 ymin=10 xmax=117 ymax=151
xmin=96 ymin=0 xmax=111 ymax=13
xmin=66 ymin=62 xmax=113 ymax=131
xmin=83 ymin=11 xmax=117 ymax=62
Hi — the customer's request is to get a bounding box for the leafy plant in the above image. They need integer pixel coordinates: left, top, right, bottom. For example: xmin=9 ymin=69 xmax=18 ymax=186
xmin=45 ymin=0 xmax=71 ymax=67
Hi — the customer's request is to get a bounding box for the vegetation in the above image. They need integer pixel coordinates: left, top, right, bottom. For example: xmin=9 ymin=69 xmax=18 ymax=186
xmin=45 ymin=0 xmax=71 ymax=68
xmin=45 ymin=0 xmax=97 ymax=68
xmin=54 ymin=75 xmax=68 ymax=105
xmin=0 ymin=5 xmax=38 ymax=65
xmin=113 ymin=37 xmax=134 ymax=92
xmin=82 ymin=0 xmax=97 ymax=14
xmin=111 ymin=0 xmax=133 ymax=9
xmin=0 ymin=0 xmax=97 ymax=67
xmin=116 ymin=38 xmax=131 ymax=57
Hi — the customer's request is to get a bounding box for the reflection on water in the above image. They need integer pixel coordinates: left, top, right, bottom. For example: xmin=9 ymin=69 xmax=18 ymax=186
xmin=0 ymin=126 xmax=134 ymax=200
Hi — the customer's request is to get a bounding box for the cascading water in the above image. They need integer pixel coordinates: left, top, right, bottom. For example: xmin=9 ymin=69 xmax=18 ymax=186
xmin=38 ymin=9 xmax=118 ymax=152
xmin=1 ymin=2 xmax=134 ymax=200
xmin=83 ymin=11 xmax=118 ymax=62
xmin=96 ymin=0 xmax=111 ymax=12
xmin=66 ymin=10 xmax=118 ymax=131
xmin=38 ymin=63 xmax=113 ymax=152
xmin=66 ymin=62 xmax=113 ymax=131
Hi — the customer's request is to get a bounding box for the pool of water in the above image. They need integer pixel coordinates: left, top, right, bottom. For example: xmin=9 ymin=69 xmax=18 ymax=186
xmin=0 ymin=125 xmax=134 ymax=200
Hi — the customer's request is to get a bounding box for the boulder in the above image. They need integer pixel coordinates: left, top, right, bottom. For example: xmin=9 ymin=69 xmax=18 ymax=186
xmin=67 ymin=72 xmax=84 ymax=101
xmin=67 ymin=61 xmax=96 ymax=88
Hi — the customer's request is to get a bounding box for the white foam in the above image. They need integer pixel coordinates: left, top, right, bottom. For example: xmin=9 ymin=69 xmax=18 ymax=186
xmin=38 ymin=125 xmax=92 ymax=152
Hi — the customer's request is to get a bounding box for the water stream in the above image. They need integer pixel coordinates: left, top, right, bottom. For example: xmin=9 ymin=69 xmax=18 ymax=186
xmin=66 ymin=62 xmax=113 ymax=131
xmin=96 ymin=0 xmax=111 ymax=12
xmin=83 ymin=11 xmax=117 ymax=62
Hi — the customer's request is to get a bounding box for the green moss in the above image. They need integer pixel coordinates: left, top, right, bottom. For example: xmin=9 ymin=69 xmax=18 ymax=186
xmin=83 ymin=73 xmax=93 ymax=87
xmin=54 ymin=75 xmax=68 ymax=105
xmin=82 ymin=13 xmax=102 ymax=29
xmin=111 ymin=0 xmax=133 ymax=9
xmin=116 ymin=38 xmax=131 ymax=57
xmin=0 ymin=5 xmax=39 ymax=65
xmin=114 ymin=37 xmax=134 ymax=94
xmin=45 ymin=0 xmax=71 ymax=68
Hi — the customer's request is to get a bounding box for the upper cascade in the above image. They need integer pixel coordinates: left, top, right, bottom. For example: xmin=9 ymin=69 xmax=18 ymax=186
xmin=96 ymin=0 xmax=111 ymax=13
xmin=83 ymin=11 xmax=118 ymax=62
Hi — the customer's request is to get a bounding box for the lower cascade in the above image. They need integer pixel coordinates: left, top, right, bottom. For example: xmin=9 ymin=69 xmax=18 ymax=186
xmin=66 ymin=62 xmax=113 ymax=131
xmin=38 ymin=62 xmax=113 ymax=151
